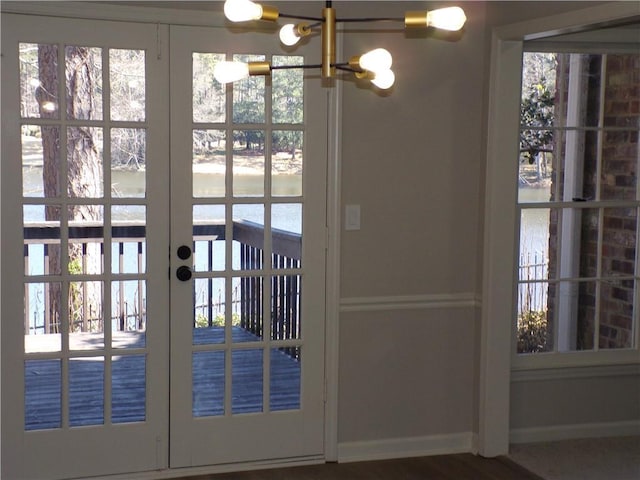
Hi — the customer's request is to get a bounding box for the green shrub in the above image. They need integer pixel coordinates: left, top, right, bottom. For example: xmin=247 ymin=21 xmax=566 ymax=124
xmin=517 ymin=310 xmax=548 ymax=353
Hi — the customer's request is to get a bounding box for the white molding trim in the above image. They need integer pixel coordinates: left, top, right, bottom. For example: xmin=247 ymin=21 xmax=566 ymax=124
xmin=512 ymin=363 xmax=640 ymax=382
xmin=496 ymin=1 xmax=640 ymax=41
xmin=337 ymin=432 xmax=475 ymax=464
xmin=323 ymin=31 xmax=344 ymax=463
xmin=340 ymin=293 xmax=480 ymax=313
xmin=0 ymin=1 xmax=228 ymax=27
xmin=510 ymin=420 xmax=640 ymax=444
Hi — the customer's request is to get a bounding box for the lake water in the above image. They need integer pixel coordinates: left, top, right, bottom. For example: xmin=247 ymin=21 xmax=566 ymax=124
xmin=519 ymin=187 xmax=552 ymax=260
xmin=22 ymin=167 xmax=303 ymax=334
xmin=518 ymin=186 xmax=552 ymax=313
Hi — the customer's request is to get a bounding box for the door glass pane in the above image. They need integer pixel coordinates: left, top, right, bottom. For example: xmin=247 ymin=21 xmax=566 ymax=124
xmin=272 ymin=203 xmax=302 ymax=269
xmin=272 ymin=130 xmax=303 ymax=197
xmin=25 ymin=359 xmax=61 ymax=430
xmin=192 ymin=351 xmax=225 ymax=417
xmin=110 ymin=49 xmax=145 ymax=121
xmin=67 ymin=127 xmax=104 ymax=198
xmin=69 ymin=241 xmax=103 ymax=275
xmin=232 ymin=54 xmax=265 ymax=124
xmin=20 ymin=43 xmax=59 ymax=119
xmin=270 ymin=274 xmax=301 ymax=341
xmin=69 ymin=281 xmax=104 ymax=350
xmin=112 ymin=280 xmax=146 ymax=349
xmin=235 ymin=275 xmax=263 ymax=342
xmin=65 ymin=46 xmax=102 ymax=121
xmin=69 ymin=357 xmax=104 ymax=427
xmin=193 ymin=204 xmax=225 ymax=271
xmin=233 ymin=130 xmax=264 ymax=197
xmin=111 ymin=128 xmax=146 ymax=198
xmin=193 ymin=129 xmax=226 ymax=198
xmin=112 ymin=355 xmax=146 ymax=423
xmin=24 ymin=205 xmax=62 ymax=276
xmin=68 ymin=204 xmax=104 ymax=273
xmin=232 ymin=204 xmax=264 ymax=270
xmin=193 ymin=52 xmax=225 ymax=123
xmin=232 ymin=349 xmax=263 ymax=414
xmin=112 ymin=205 xmax=146 ymax=274
xmin=193 ymin=277 xmax=225 ymax=345
xmin=22 ymin=125 xmax=61 ymax=198
xmin=24 ymin=282 xmax=62 ymax=353
xmin=272 ymin=56 xmax=303 ymax=124
xmin=270 ymin=347 xmax=300 ymax=411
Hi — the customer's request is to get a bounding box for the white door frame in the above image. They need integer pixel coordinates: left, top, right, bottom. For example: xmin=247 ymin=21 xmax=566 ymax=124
xmin=0 ymin=0 xmax=342 ymax=474
xmin=479 ymin=1 xmax=640 ymax=458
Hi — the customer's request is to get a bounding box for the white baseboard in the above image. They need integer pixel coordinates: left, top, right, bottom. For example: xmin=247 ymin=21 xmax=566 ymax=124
xmin=337 ymin=432 xmax=475 ymax=463
xmin=510 ymin=420 xmax=640 ymax=444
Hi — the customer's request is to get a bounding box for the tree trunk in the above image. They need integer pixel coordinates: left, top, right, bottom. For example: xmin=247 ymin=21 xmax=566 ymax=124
xmin=38 ymin=45 xmax=62 ymax=333
xmin=39 ymin=44 xmax=103 ymax=334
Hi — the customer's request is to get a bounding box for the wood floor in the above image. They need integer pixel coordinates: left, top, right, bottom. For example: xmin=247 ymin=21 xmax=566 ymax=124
xmin=182 ymin=455 xmax=544 ymax=480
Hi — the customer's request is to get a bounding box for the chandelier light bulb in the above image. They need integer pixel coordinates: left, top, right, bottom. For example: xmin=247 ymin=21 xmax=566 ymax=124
xmin=371 ymin=69 xmax=395 ymax=90
xmin=213 ymin=61 xmax=250 ymax=83
xmin=359 ymin=48 xmax=393 ymax=73
xmin=224 ymin=0 xmax=263 ymax=22
xmin=426 ymin=7 xmax=467 ymax=31
xmin=279 ymin=24 xmax=301 ymax=46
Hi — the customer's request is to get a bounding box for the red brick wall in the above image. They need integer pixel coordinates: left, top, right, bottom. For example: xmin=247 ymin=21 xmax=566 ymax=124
xmin=548 ymin=53 xmax=639 ymax=350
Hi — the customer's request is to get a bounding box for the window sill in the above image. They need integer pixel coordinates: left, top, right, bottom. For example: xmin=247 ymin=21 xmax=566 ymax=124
xmin=512 ymin=349 xmax=640 ymax=379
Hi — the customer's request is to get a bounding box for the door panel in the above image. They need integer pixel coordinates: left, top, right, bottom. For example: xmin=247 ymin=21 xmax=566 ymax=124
xmin=169 ymin=25 xmax=327 ymax=468
xmin=1 ymin=14 xmax=170 ymax=479
xmin=1 ymin=13 xmax=327 ymax=479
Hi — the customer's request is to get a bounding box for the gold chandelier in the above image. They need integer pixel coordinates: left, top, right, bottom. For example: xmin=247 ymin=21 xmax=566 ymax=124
xmin=214 ymin=0 xmax=467 ymax=90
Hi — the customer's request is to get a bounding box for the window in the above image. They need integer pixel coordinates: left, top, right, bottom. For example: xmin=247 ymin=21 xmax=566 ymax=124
xmin=516 ymin=48 xmax=639 ymax=356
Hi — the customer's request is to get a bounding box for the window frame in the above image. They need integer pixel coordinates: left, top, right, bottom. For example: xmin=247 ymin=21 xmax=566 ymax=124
xmin=515 ymin=47 xmax=640 ymax=364
xmin=479 ymin=2 xmax=640 ymax=458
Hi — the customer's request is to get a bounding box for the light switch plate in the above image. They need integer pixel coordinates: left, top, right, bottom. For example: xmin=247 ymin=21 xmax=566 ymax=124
xmin=345 ymin=204 xmax=361 ymax=231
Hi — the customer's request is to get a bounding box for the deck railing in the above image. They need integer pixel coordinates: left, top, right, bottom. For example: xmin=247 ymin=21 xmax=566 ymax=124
xmin=23 ymin=221 xmax=302 ymax=353
xmin=518 ymin=251 xmax=548 ymax=315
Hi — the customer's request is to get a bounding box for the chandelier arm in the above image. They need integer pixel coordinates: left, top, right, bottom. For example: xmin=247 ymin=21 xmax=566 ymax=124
xmin=270 ymin=64 xmax=324 ymax=71
xmin=334 ymin=64 xmax=360 ymax=73
xmin=335 ymin=17 xmax=404 ymax=23
xmin=279 ymin=12 xmax=325 ymax=22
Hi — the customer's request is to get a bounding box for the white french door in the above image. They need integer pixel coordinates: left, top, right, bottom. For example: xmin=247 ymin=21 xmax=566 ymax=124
xmin=1 ymin=13 xmax=171 ymax=480
xmin=2 ymin=12 xmax=327 ymax=480
xmin=168 ymin=25 xmax=327 ymax=468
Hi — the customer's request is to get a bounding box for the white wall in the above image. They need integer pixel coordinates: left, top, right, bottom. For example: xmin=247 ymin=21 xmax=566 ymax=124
xmin=336 ymin=0 xmax=639 ymax=458
xmin=336 ymin=1 xmax=487 ymax=456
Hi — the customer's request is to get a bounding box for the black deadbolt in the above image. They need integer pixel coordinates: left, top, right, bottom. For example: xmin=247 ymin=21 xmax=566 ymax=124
xmin=176 ymin=265 xmax=192 ymax=282
xmin=177 ymin=245 xmax=192 ymax=260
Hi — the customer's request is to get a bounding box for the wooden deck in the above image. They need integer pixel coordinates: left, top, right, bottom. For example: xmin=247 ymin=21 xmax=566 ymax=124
xmin=24 ymin=327 xmax=301 ymax=430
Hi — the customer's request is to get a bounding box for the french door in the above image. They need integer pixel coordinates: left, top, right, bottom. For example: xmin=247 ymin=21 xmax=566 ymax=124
xmin=168 ymin=25 xmax=327 ymax=468
xmin=1 ymin=13 xmax=327 ymax=480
